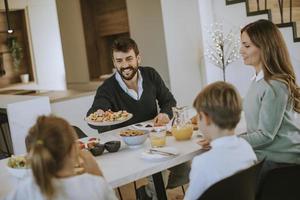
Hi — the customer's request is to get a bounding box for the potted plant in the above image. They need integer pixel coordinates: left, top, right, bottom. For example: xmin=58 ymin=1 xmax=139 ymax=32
xmin=6 ymin=37 xmax=29 ymax=83
xmin=7 ymin=36 xmax=23 ymax=71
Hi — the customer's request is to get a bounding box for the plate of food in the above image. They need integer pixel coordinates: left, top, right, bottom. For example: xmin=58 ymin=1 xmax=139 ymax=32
xmin=6 ymin=155 xmax=30 ymax=179
xmin=85 ymin=109 xmax=133 ymax=126
xmin=130 ymin=122 xmax=166 ymax=132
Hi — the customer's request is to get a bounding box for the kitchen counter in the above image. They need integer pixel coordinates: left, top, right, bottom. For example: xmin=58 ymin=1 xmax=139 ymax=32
xmin=0 ymin=89 xmax=95 ymax=103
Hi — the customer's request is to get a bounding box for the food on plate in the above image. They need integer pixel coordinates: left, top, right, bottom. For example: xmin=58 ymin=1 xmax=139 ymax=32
xmin=87 ymin=109 xmax=131 ymax=122
xmin=86 ymin=138 xmax=101 ymax=149
xmin=145 ymin=124 xmax=153 ymax=128
xmin=87 ymin=141 xmax=99 ymax=149
xmin=7 ymin=155 xmax=28 ymax=169
xmin=120 ymin=129 xmax=145 ymax=137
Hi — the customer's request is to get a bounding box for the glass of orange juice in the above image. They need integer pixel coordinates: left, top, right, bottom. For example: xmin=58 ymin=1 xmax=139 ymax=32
xmin=150 ymin=131 xmax=166 ymax=148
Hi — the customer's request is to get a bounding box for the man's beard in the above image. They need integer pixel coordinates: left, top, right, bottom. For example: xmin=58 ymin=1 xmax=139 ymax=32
xmin=117 ymin=66 xmax=139 ymax=81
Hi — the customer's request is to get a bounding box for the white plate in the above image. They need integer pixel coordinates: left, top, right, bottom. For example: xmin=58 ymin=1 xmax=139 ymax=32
xmin=85 ymin=113 xmax=133 ymax=126
xmin=131 ymin=122 xmax=166 ymax=132
xmin=6 ymin=166 xmax=30 ymax=179
xmin=140 ymin=147 xmax=179 ymax=161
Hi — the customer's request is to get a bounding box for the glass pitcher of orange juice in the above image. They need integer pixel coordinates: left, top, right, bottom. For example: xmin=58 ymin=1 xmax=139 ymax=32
xmin=171 ymin=107 xmax=193 ymax=140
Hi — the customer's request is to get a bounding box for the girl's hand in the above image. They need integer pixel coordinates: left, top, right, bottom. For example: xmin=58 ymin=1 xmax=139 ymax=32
xmin=197 ymin=138 xmax=211 ymax=150
xmin=79 ymin=150 xmax=103 ymax=176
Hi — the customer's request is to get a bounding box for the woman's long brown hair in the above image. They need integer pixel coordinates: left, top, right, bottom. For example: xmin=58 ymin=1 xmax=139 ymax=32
xmin=241 ymin=19 xmax=300 ymax=113
xmin=27 ymin=116 xmax=77 ymax=199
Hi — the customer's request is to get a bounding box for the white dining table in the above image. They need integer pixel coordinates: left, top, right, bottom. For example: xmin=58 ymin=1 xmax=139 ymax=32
xmin=0 ymin=116 xmax=247 ymax=199
xmin=0 ymin=126 xmax=204 ymax=200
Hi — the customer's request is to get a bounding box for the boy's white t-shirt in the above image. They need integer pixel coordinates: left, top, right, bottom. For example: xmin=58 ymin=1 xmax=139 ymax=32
xmin=4 ymin=173 xmax=118 ymax=200
xmin=184 ymin=135 xmax=257 ymax=200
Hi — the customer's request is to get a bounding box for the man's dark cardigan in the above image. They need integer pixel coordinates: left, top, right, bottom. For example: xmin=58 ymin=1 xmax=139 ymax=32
xmin=87 ymin=66 xmax=176 ymax=133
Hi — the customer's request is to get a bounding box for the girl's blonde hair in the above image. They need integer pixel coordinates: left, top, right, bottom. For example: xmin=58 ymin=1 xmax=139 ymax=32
xmin=241 ymin=19 xmax=300 ymax=113
xmin=26 ymin=115 xmax=77 ymax=199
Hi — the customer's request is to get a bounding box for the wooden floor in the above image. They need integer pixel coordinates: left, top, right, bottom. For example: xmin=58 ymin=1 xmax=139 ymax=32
xmin=115 ymin=178 xmax=188 ymax=200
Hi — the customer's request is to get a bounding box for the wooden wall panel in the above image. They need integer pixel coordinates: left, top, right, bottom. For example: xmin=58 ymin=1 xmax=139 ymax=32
xmin=95 ymin=9 xmax=129 ymax=37
xmin=0 ymin=10 xmax=33 ymax=88
xmin=80 ymin=0 xmax=129 ymax=81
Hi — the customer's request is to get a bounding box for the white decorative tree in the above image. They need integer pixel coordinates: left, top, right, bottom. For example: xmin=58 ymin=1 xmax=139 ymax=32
xmin=205 ymin=23 xmax=240 ymax=81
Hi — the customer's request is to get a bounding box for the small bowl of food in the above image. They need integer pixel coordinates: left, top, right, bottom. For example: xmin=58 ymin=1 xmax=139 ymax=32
xmin=89 ymin=143 xmax=105 ymax=156
xmin=6 ymin=155 xmax=30 ymax=179
xmin=86 ymin=139 xmax=105 ymax=156
xmin=104 ymin=141 xmax=121 ymax=152
xmin=120 ymin=130 xmax=148 ymax=148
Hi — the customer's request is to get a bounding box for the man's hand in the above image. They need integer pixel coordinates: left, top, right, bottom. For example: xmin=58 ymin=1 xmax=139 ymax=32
xmin=153 ymin=113 xmax=170 ymax=126
xmin=197 ymin=138 xmax=211 ymax=150
xmin=79 ymin=150 xmax=103 ymax=176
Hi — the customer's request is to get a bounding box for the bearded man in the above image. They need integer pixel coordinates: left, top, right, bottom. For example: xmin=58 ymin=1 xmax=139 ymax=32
xmin=87 ymin=37 xmax=176 ymax=133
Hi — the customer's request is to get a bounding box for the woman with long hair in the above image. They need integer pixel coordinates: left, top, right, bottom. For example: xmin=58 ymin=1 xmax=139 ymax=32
xmin=5 ymin=115 xmax=117 ymax=200
xmin=240 ymin=19 xmax=300 ymax=167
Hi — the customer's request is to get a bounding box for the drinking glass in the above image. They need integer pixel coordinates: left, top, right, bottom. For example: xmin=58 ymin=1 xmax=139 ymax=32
xmin=149 ymin=131 xmax=166 ymax=148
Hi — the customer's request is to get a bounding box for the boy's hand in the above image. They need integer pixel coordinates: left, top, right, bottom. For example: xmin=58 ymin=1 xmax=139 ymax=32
xmin=154 ymin=113 xmax=170 ymax=126
xmin=79 ymin=150 xmax=103 ymax=176
xmin=197 ymin=138 xmax=211 ymax=150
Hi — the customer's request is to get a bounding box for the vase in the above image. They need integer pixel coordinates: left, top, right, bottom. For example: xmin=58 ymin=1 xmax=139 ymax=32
xmin=20 ymin=73 xmax=29 ymax=83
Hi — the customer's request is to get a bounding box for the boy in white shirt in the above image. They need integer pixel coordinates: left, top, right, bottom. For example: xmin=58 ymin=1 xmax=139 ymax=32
xmin=184 ymin=81 xmax=257 ymax=200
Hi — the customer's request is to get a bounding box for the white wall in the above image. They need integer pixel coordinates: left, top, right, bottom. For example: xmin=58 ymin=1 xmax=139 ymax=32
xmin=126 ymin=0 xmax=204 ymax=106
xmin=0 ymin=0 xmax=66 ymax=90
xmin=56 ymin=0 xmax=90 ymax=84
xmin=126 ymin=0 xmax=171 ymax=87
xmin=199 ymin=0 xmax=300 ymax=97
xmin=161 ymin=0 xmax=204 ymax=106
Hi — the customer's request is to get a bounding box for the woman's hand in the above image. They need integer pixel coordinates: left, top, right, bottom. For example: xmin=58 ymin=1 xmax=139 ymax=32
xmin=153 ymin=113 xmax=170 ymax=126
xmin=79 ymin=150 xmax=103 ymax=176
xmin=197 ymin=138 xmax=211 ymax=150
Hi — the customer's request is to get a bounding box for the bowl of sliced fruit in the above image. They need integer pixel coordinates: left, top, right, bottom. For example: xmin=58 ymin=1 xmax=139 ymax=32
xmin=6 ymin=155 xmax=30 ymax=179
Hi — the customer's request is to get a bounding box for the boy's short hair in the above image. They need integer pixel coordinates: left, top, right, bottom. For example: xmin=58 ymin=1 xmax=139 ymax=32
xmin=193 ymin=81 xmax=242 ymax=130
xmin=111 ymin=37 xmax=139 ymax=56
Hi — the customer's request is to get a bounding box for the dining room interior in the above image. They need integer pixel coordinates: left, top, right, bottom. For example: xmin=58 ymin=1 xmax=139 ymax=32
xmin=0 ymin=0 xmax=300 ymax=200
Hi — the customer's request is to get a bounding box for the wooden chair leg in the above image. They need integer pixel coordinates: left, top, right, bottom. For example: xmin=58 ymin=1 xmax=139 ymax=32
xmin=0 ymin=124 xmax=10 ymax=156
xmin=117 ymin=187 xmax=123 ymax=200
xmin=134 ymin=181 xmax=138 ymax=199
xmin=181 ymin=185 xmax=185 ymax=195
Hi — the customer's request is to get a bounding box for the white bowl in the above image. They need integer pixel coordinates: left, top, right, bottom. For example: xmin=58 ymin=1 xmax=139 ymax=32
xmin=120 ymin=133 xmax=148 ymax=148
xmin=6 ymin=165 xmax=30 ymax=179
